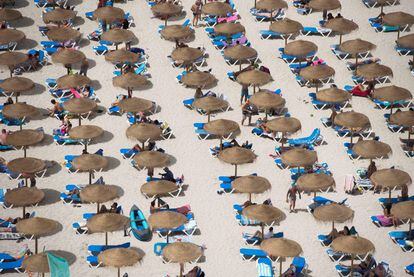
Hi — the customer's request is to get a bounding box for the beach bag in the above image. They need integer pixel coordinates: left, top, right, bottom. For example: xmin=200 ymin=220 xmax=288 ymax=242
xmin=259 ymin=65 xmax=270 ymax=74
xmin=47 ymin=252 xmax=70 ymax=277
xmin=191 ymin=4 xmax=197 ymax=13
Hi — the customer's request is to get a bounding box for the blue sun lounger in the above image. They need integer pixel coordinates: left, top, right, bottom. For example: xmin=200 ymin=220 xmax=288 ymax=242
xmin=0 ymin=253 xmax=15 ymax=262
xmin=256 ymin=257 xmax=274 ymax=276
xmin=240 ymin=248 xmax=268 ymax=261
xmin=0 ymin=257 xmax=24 ymax=273
xmin=405 ymin=263 xmax=414 ymax=274
xmin=389 ymin=231 xmax=412 ymax=243
xmin=154 ymin=242 xmax=168 ymax=256
xmin=88 ymin=242 xmax=130 ymax=256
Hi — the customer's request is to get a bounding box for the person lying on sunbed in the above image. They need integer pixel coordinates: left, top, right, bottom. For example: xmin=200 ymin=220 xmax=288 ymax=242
xmin=252 ymin=227 xmax=274 ymax=240
xmin=281 ymin=264 xmax=296 ymax=277
xmin=48 ymin=99 xmax=64 ymax=117
xmin=350 ymin=82 xmax=375 ymax=97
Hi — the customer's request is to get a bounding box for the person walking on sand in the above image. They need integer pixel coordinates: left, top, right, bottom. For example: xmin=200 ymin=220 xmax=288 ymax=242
xmin=80 ymin=59 xmax=89 ymax=76
xmin=191 ymin=0 xmax=202 ymax=27
xmin=240 ymin=84 xmax=249 ymax=104
xmin=286 ymin=184 xmax=301 ymax=213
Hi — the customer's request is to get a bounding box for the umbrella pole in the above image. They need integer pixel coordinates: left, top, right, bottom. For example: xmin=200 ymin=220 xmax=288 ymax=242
xmin=84 ymin=143 xmax=87 ymax=153
xmin=261 ymin=223 xmax=264 ymax=240
xmin=234 ymin=164 xmax=237 ymax=177
xmin=279 ymin=259 xmax=283 ymax=277
xmin=355 ymin=55 xmax=359 ymax=75
xmin=167 ymin=233 xmax=169 ymax=243
xmin=89 ymin=171 xmax=92 ymax=185
xmin=97 ymin=203 xmax=100 ymax=213
xmin=409 ymin=219 xmax=412 ymax=239
xmin=388 ymin=189 xmax=391 ymax=201
xmin=35 ymin=237 xmax=38 ymax=254
xmin=19 ymin=123 xmax=22 ymax=131
xmin=339 ymin=34 xmax=342 ymax=45
xmin=249 ymin=193 xmax=252 ymax=202
xmin=284 ymin=37 xmax=287 ymax=46
xmin=23 ymin=147 xmax=26 ymax=158
xmin=165 ymin=18 xmax=168 ymax=27
xmin=79 ymin=117 xmax=82 ymax=126
xmin=254 ymin=0 xmax=257 ymax=8
xmin=315 ymin=82 xmax=318 ymax=93
xmin=179 ymin=263 xmax=184 ymax=277
xmin=15 ymin=92 xmax=19 ymax=103
xmin=10 ymin=68 xmax=13 ymax=78
xmin=208 ymin=113 xmax=211 ymax=122
xmin=397 ymin=29 xmax=400 ymax=39
xmin=332 ymin=221 xmax=335 ymax=232
xmin=313 ymin=191 xmax=316 ymax=198
xmin=105 ymin=232 xmax=108 ymax=246
xmin=350 ymin=255 xmax=354 ymax=276
xmin=220 ymin=137 xmax=223 ymax=151
xmin=118 ymin=268 xmax=120 ymax=277
xmin=23 ymin=206 xmax=26 ymax=218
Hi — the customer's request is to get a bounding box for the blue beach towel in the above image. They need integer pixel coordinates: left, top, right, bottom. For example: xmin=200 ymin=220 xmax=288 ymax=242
xmin=47 ymin=253 xmax=70 ymax=277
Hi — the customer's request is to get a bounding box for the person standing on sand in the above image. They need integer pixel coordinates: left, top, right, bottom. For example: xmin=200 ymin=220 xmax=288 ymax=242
xmin=286 ymin=185 xmax=301 ymax=212
xmin=191 ymin=0 xmax=202 ymax=27
xmin=240 ymin=84 xmax=249 ymax=105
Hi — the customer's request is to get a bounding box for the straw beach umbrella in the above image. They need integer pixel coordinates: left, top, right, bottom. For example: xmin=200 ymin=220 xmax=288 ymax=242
xmin=237 ymin=69 xmax=272 ymax=93
xmin=119 ymin=97 xmax=154 ymax=118
xmin=223 ymin=45 xmax=258 ymax=70
xmin=397 ymin=33 xmax=414 ymax=53
xmin=22 ymin=251 xmax=69 ymax=276
xmin=87 ymin=213 xmax=129 ymax=245
xmin=333 ymin=111 xmax=370 ymax=143
xmin=63 ymin=98 xmax=96 ymax=126
xmin=80 ymin=184 xmax=120 ymax=212
xmin=57 ymin=74 xmax=91 ymax=90
xmin=133 ymin=151 xmax=172 ymax=178
xmin=313 ymin=203 xmax=354 ymax=231
xmin=2 ymin=103 xmax=38 ymax=130
xmin=181 ymin=71 xmax=217 ymax=89
xmin=284 ymin=40 xmax=318 ymax=58
xmin=160 ymin=25 xmax=193 ymax=43
xmin=46 ymin=27 xmax=81 ymax=42
xmin=192 ymin=96 xmax=229 ymax=122
xmin=6 ymin=129 xmax=44 ymax=157
xmin=280 ymin=148 xmax=317 ymax=169
xmin=0 ymin=29 xmax=25 ymax=45
xmin=371 ymin=86 xmax=412 ymax=114
xmin=99 ymin=248 xmax=144 ymax=277
xmin=249 ymin=90 xmax=285 ymax=118
xmin=52 ymin=49 xmax=85 ymax=67
xmin=383 ymin=12 xmax=414 ymax=38
xmin=0 ymin=51 xmax=28 ymax=77
xmin=218 ymin=146 xmax=256 ymax=176
xmin=4 ymin=187 xmax=45 ymax=217
xmin=7 ymin=157 xmax=45 ymax=178
xmin=261 ymin=238 xmax=303 ymax=276
xmin=151 ymin=3 xmax=182 ymax=26
xmin=266 ymin=117 xmax=301 ymax=147
xmin=126 ymin=123 xmax=163 ymax=149
xmin=105 ymin=50 xmax=139 ymax=64
xmin=324 ymin=18 xmax=358 ymax=44
xmin=331 ymin=236 xmax=374 ymax=275
xmin=148 ymin=211 xmax=187 ymax=242
xmin=16 ymin=217 xmax=61 ymax=254
xmin=43 ymin=8 xmax=76 ymax=25
xmin=0 ymin=8 xmax=21 ymax=22
xmin=299 ymin=64 xmax=335 ymax=92
xmin=390 ymin=111 xmax=414 ymax=141
xmin=171 ymin=47 xmax=204 ymax=69
xmin=0 ymin=77 xmax=35 ymax=102
xmin=391 ymin=201 xmax=414 ymax=238
xmin=255 ymin=0 xmax=288 ymax=17
xmin=113 ymin=73 xmax=150 ymax=96
xmin=201 ymin=2 xmax=232 ymax=17
xmin=162 ymin=242 xmax=203 ymax=277
xmin=339 ymin=39 xmax=376 ymax=69
xmin=72 ymin=154 xmax=108 ymax=184
xmin=101 ymin=29 xmax=136 ymax=49
xmin=94 ymin=7 xmax=125 ymax=23
xmin=141 ymin=180 xmax=179 ymax=199
xmin=352 ymin=140 xmax=391 ymax=160
xmin=370 ymin=168 xmax=411 ymax=199
xmin=69 ymin=125 xmax=104 ymax=151
xmin=316 ymin=87 xmax=351 ymax=105
xmin=214 ymin=22 xmax=245 ymax=37
xmin=269 ymin=18 xmax=303 ymax=45
xmin=308 ymin=0 xmax=341 ymax=11
xmin=296 ymin=173 xmax=335 ymax=197
xmin=204 ymin=119 xmax=240 ymax=149
xmin=233 ymin=175 xmax=271 ymax=201
xmin=242 ymin=204 xmax=284 ymax=239
xmin=355 ymin=63 xmax=393 ymax=81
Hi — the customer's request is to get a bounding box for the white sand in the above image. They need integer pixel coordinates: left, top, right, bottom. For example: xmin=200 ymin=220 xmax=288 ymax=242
xmin=2 ymin=0 xmax=414 ymax=276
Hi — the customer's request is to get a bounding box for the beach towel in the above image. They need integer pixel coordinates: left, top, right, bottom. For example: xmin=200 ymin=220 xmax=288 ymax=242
xmin=344 ymin=174 xmax=354 ymax=192
xmin=376 ymin=215 xmax=393 ymax=227
xmin=47 ymin=252 xmax=70 ymax=277
xmin=70 ymin=88 xmax=81 ymax=98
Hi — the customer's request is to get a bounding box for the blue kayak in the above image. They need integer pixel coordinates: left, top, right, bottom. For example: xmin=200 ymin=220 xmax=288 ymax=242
xmin=130 ymin=205 xmax=151 ymax=241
